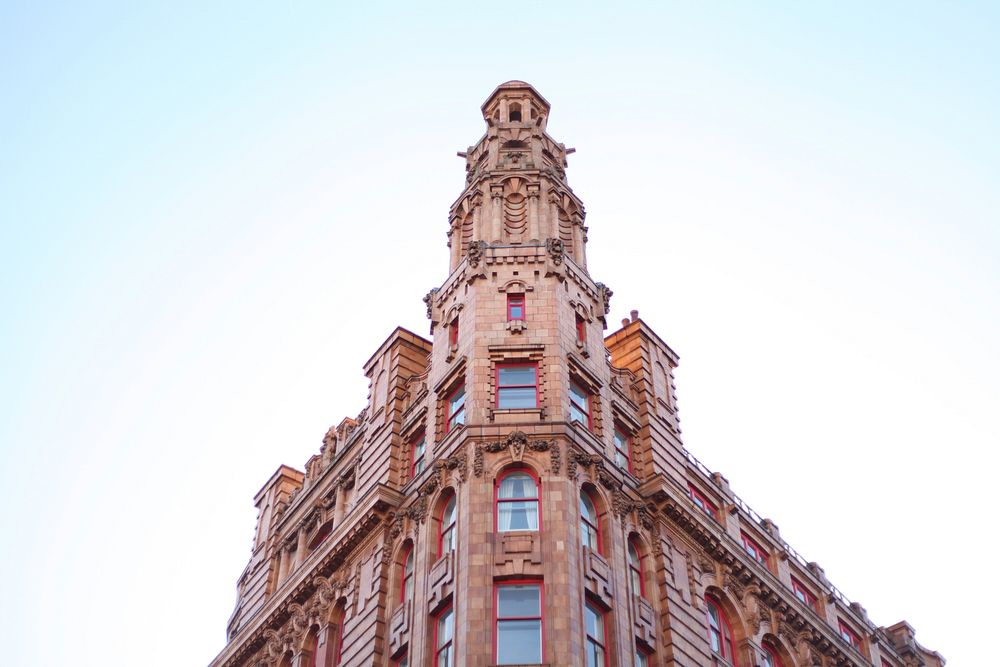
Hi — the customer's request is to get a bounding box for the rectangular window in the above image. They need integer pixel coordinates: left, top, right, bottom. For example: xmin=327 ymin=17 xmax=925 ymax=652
xmin=496 ymin=363 xmax=538 ymax=409
xmin=584 ymin=602 xmax=607 ymax=667
xmin=394 ymin=654 xmax=408 ymax=667
xmin=449 ymin=316 xmax=459 ymax=348
xmin=792 ymin=577 xmax=818 ymax=612
xmin=576 ymin=313 xmax=586 ymax=343
xmin=740 ymin=532 xmax=769 ymax=567
xmin=839 ymin=619 xmax=862 ymax=650
xmin=613 ymin=426 xmax=631 ymax=472
xmin=635 ymin=648 xmax=650 ymax=667
xmin=410 ymin=432 xmax=426 ymax=478
xmin=435 ymin=606 xmax=454 ymax=667
xmin=688 ymin=484 xmax=718 ymax=520
xmin=569 ymin=381 xmax=592 ymax=430
xmin=446 ymin=383 xmax=466 ymax=433
xmin=495 ymin=583 xmax=543 ymax=665
xmin=507 ymin=294 xmax=525 ymax=321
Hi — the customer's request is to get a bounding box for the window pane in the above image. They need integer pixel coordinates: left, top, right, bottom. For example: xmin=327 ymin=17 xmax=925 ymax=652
xmin=635 ymin=651 xmax=648 ymax=667
xmin=437 ymin=609 xmax=453 ymax=645
xmin=579 ymin=493 xmax=597 ymax=522
xmin=570 ymin=403 xmax=587 ymax=425
xmin=443 ymin=496 xmax=457 ymax=526
xmin=628 ymin=542 xmax=640 ymax=568
xmin=630 ymin=569 xmax=641 ymax=596
xmin=615 ymin=449 xmax=629 ymax=469
xmin=404 ymin=550 xmax=414 ymax=576
xmin=436 ymin=646 xmax=451 ymax=667
xmin=581 ymin=521 xmax=598 ymax=549
xmin=586 ymin=641 xmax=604 ymax=667
xmin=496 ymin=619 xmax=542 ymax=664
xmin=584 ymin=604 xmax=604 ymax=642
xmin=414 ymin=458 xmax=425 ymax=474
xmin=498 ymin=386 xmax=537 ymax=408
xmin=498 ymin=500 xmax=539 ymax=531
xmin=570 ymin=382 xmax=588 ymax=405
xmin=498 ymin=473 xmax=538 ymax=499
xmin=414 ymin=438 xmax=426 ymax=457
xmin=498 ymin=584 xmax=540 ymax=616
xmin=509 ymin=303 xmax=524 ymax=319
xmin=449 ymin=385 xmax=465 ymax=410
xmin=499 ymin=365 xmax=536 ymax=386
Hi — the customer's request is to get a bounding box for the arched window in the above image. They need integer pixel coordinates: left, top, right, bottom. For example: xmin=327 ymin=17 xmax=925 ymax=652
xmin=628 ymin=538 xmax=645 ymax=598
xmin=705 ymin=595 xmax=737 ymax=665
xmin=330 ymin=601 xmax=347 ymax=667
xmin=400 ymin=544 xmax=414 ymax=604
xmin=762 ymin=643 xmax=784 ymax=667
xmin=579 ymin=490 xmax=601 ymax=553
xmin=438 ymin=493 xmax=458 ymax=556
xmin=509 ymin=102 xmax=522 ymax=122
xmin=305 ymin=631 xmax=319 ymax=667
xmin=496 ymin=469 xmax=539 ymax=532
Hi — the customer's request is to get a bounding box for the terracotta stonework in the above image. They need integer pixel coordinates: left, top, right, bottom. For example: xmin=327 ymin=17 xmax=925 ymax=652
xmin=207 ymin=82 xmax=943 ymax=667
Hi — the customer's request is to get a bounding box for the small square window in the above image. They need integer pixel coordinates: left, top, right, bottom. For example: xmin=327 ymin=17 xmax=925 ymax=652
xmin=507 ymin=294 xmax=525 ymax=321
xmin=792 ymin=577 xmax=819 ymax=613
xmin=838 ymin=619 xmax=862 ymax=650
xmin=688 ymin=484 xmax=719 ymax=521
xmin=740 ymin=532 xmax=769 ymax=568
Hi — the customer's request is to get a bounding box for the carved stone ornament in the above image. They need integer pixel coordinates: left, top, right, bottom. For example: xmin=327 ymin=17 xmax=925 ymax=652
xmin=434 ymin=451 xmax=468 ymax=483
xmin=566 ymin=446 xmax=602 ymax=479
xmin=467 ymin=240 xmax=487 ymax=268
xmin=473 ymin=431 xmax=554 ymax=477
xmin=545 ymin=237 xmax=565 ymax=265
xmin=423 ymin=287 xmax=439 ymax=320
xmin=595 ymin=282 xmax=613 ymax=315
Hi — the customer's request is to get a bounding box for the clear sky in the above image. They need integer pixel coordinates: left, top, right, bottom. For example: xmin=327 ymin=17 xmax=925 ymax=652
xmin=1 ymin=2 xmax=997 ymax=665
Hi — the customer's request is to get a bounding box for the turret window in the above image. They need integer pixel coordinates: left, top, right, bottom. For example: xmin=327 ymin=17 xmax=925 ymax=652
xmin=495 ymin=582 xmax=544 ymax=664
xmin=446 ymin=383 xmax=466 ymax=433
xmin=507 ymin=294 xmax=525 ymax=321
xmin=569 ymin=381 xmax=592 ymax=430
xmin=496 ymin=469 xmax=540 ymax=531
xmin=497 ymin=363 xmax=538 ymax=409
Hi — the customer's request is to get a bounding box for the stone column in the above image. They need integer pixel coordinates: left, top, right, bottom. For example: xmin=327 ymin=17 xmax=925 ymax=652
xmin=490 ymin=185 xmax=504 ymax=243
xmin=527 ymin=184 xmax=540 ymax=242
xmin=295 ymin=528 xmax=308 ymax=568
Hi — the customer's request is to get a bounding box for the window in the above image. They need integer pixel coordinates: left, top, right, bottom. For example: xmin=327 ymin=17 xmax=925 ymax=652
xmin=839 ymin=619 xmax=862 ymax=650
xmin=449 ymin=316 xmax=459 ymax=347
xmin=881 ymin=660 xmax=893 ymax=667
xmin=791 ymin=577 xmax=818 ymax=613
xmin=495 ymin=582 xmax=543 ymax=664
xmin=410 ymin=432 xmax=426 ymax=478
xmin=445 ymin=383 xmax=465 ymax=434
xmin=330 ymin=602 xmax=347 ymax=667
xmin=569 ymin=381 xmax=592 ymax=429
xmin=434 ymin=606 xmax=454 ymax=667
xmin=438 ymin=493 xmax=457 ymax=556
xmin=635 ymin=648 xmax=650 ymax=667
xmin=762 ymin=644 xmax=783 ymax=667
xmin=628 ymin=538 xmax=645 ymax=597
xmin=576 ymin=313 xmax=586 ymax=343
xmin=400 ymin=545 xmax=414 ymax=604
xmin=613 ymin=426 xmax=631 ymax=472
xmin=740 ymin=532 xmax=769 ymax=567
xmin=579 ymin=490 xmax=601 ymax=553
xmin=706 ymin=595 xmax=737 ymax=665
xmin=496 ymin=363 xmax=538 ymax=409
xmin=393 ymin=653 xmax=409 ymax=667
xmin=584 ymin=602 xmax=608 ymax=667
xmin=507 ymin=294 xmax=525 ymax=321
xmin=688 ymin=484 xmax=718 ymax=520
xmin=306 ymin=633 xmax=319 ymax=667
xmin=496 ymin=469 xmax=539 ymax=531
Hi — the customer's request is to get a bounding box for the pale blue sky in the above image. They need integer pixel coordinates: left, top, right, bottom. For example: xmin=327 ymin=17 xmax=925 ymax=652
xmin=1 ymin=2 xmax=997 ymax=665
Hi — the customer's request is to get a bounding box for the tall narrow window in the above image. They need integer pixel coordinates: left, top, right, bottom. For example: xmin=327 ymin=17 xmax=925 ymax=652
xmin=839 ymin=619 xmax=862 ymax=650
xmin=584 ymin=602 xmax=608 ymax=667
xmin=740 ymin=532 xmax=770 ymax=568
xmin=569 ymin=381 xmax=592 ymax=430
xmin=495 ymin=582 xmax=543 ymax=664
xmin=330 ymin=603 xmax=347 ymax=667
xmin=579 ymin=490 xmax=601 ymax=553
xmin=446 ymin=383 xmax=465 ymax=433
xmin=435 ymin=606 xmax=454 ymax=667
xmin=791 ymin=577 xmax=818 ymax=613
xmin=400 ymin=545 xmax=414 ymax=604
xmin=449 ymin=316 xmax=459 ymax=347
xmin=576 ymin=313 xmax=586 ymax=343
xmin=410 ymin=432 xmax=426 ymax=478
xmin=688 ymin=484 xmax=718 ymax=520
xmin=438 ymin=493 xmax=457 ymax=556
xmin=635 ymin=647 xmax=650 ymax=667
xmin=306 ymin=632 xmax=319 ymax=667
xmin=613 ymin=426 xmax=631 ymax=472
xmin=706 ymin=595 xmax=737 ymax=665
xmin=762 ymin=644 xmax=784 ymax=667
xmin=496 ymin=364 xmax=538 ymax=409
xmin=628 ymin=539 xmax=644 ymax=597
xmin=507 ymin=294 xmax=525 ymax=321
xmin=496 ymin=469 xmax=539 ymax=531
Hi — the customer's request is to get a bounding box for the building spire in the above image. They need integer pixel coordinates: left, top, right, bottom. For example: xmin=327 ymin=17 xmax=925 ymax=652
xmin=448 ymin=81 xmax=587 ymax=272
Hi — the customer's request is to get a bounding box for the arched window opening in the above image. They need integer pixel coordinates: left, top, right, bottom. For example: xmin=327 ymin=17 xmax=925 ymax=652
xmin=400 ymin=543 xmax=414 ymax=605
xmin=496 ymin=469 xmax=540 ymax=532
xmin=628 ymin=538 xmax=645 ymax=598
xmin=438 ymin=493 xmax=458 ymax=556
xmin=705 ymin=595 xmax=738 ymax=666
xmin=330 ymin=600 xmax=347 ymax=666
xmin=509 ymin=103 xmax=522 ymax=122
xmin=308 ymin=520 xmax=333 ymax=551
xmin=579 ymin=489 xmax=601 ymax=553
xmin=305 ymin=629 xmax=320 ymax=667
xmin=762 ymin=643 xmax=784 ymax=667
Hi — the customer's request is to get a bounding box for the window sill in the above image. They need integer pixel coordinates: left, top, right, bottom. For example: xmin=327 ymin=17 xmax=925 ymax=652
xmin=489 ymin=407 xmax=544 ymax=425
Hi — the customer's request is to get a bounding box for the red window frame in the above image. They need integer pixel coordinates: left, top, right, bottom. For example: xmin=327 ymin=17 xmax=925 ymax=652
xmin=434 ymin=604 xmax=455 ymax=667
xmin=628 ymin=538 xmax=645 ymax=598
xmin=437 ymin=493 xmax=457 ymax=557
xmin=494 ymin=467 xmax=541 ymax=532
xmin=635 ymin=646 xmax=651 ymax=667
xmin=410 ymin=431 xmax=426 ymax=478
xmin=400 ymin=544 xmax=414 ymax=604
xmin=507 ymin=294 xmax=525 ymax=321
xmin=579 ymin=489 xmax=602 ymax=554
xmin=495 ymin=362 xmax=538 ymax=409
xmin=448 ymin=316 xmax=459 ymax=347
xmin=791 ymin=576 xmax=819 ymax=612
xmin=392 ymin=652 xmax=409 ymax=667
xmin=445 ymin=382 xmax=465 ymax=434
xmin=613 ymin=425 xmax=632 ymax=472
xmin=493 ymin=580 xmax=545 ymax=665
xmin=569 ymin=381 xmax=592 ymax=430
xmin=330 ymin=612 xmax=345 ymax=667
xmin=838 ymin=619 xmax=862 ymax=650
xmin=762 ymin=643 xmax=783 ymax=667
xmin=688 ymin=484 xmax=718 ymax=520
xmin=583 ymin=600 xmax=608 ymax=667
xmin=881 ymin=660 xmax=892 ymax=667
xmin=740 ymin=532 xmax=770 ymax=568
xmin=706 ymin=595 xmax=738 ymax=665
xmin=575 ymin=313 xmax=586 ymax=343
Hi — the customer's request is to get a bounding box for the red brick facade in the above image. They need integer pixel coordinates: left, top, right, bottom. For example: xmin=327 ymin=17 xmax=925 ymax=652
xmin=208 ymin=82 xmax=942 ymax=667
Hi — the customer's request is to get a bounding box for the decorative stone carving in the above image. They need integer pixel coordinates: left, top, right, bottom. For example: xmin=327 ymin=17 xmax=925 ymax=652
xmin=566 ymin=446 xmax=602 ymax=479
xmin=545 ymin=237 xmax=565 ymax=265
xmin=467 ymin=240 xmax=487 ymax=268
xmin=434 ymin=451 xmax=468 ymax=483
xmin=473 ymin=431 xmax=553 ymax=477
xmin=423 ymin=288 xmax=439 ymax=320
xmin=595 ymin=282 xmax=613 ymax=315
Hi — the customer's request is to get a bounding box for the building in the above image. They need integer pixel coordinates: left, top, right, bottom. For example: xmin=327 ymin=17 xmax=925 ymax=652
xmin=207 ymin=82 xmax=943 ymax=667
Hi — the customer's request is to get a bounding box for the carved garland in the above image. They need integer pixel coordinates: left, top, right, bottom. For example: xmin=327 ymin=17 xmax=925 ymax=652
xmin=472 ymin=430 xmax=558 ymax=477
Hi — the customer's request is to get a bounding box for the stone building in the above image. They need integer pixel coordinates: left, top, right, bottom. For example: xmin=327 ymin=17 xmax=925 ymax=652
xmin=207 ymin=82 xmax=943 ymax=667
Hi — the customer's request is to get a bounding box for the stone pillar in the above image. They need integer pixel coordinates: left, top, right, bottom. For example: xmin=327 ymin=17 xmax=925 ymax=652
xmin=527 ymin=184 xmax=540 ymax=242
xmin=295 ymin=528 xmax=308 ymax=568
xmin=277 ymin=544 xmax=290 ymax=582
xmin=490 ymin=185 xmax=504 ymax=243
